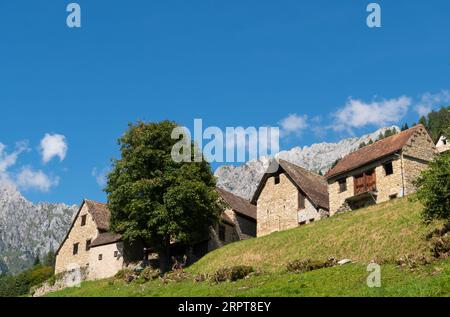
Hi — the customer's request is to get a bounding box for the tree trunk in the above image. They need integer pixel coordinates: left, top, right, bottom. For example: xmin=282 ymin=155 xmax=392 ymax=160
xmin=158 ymin=239 xmax=171 ymax=273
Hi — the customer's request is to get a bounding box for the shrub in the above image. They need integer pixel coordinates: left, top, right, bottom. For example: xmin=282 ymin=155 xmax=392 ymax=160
xmin=229 ymin=266 xmax=254 ymax=281
xmin=415 ymin=151 xmax=450 ymax=223
xmin=141 ymin=267 xmax=160 ymax=281
xmin=286 ymin=259 xmax=336 ymax=273
xmin=115 ymin=269 xmax=136 ymax=283
xmin=212 ymin=266 xmax=254 ymax=283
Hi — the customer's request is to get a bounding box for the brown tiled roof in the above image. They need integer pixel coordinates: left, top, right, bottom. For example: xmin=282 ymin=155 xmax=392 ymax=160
xmin=278 ymin=160 xmax=329 ymax=210
xmin=85 ymin=200 xmax=111 ymax=231
xmin=216 ymin=187 xmax=257 ymax=220
xmin=90 ymin=232 xmax=122 ymax=248
xmin=325 ymin=125 xmax=427 ymax=179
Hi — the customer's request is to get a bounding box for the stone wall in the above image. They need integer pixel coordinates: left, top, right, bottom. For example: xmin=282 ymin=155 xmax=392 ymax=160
xmin=88 ymin=242 xmax=124 ymax=280
xmin=328 ymin=157 xmax=404 ymax=215
xmin=256 ymin=172 xmax=321 ymax=237
xmin=328 ymin=128 xmax=437 ymax=215
xmin=208 ymin=215 xmax=239 ymax=251
xmin=403 ymin=128 xmax=437 ymax=161
xmin=55 ymin=203 xmax=99 ymax=274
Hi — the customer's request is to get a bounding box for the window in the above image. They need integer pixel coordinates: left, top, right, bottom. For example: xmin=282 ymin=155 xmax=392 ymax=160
xmin=73 ymin=243 xmax=79 ymax=255
xmin=114 ymin=251 xmax=118 ymax=258
xmin=389 ymin=194 xmax=398 ymax=200
xmin=274 ymin=175 xmax=280 ymax=185
xmin=85 ymin=239 xmax=91 ymax=251
xmin=81 ymin=215 xmax=87 ymax=226
xmin=299 ymin=221 xmax=306 ymax=226
xmin=98 ymin=254 xmax=103 ymax=261
xmin=309 ymin=218 xmax=315 ymax=223
xmin=384 ymin=162 xmax=394 ymax=176
xmin=218 ymin=224 xmax=226 ymax=241
xmin=298 ymin=192 xmax=306 ymax=210
xmin=338 ymin=178 xmax=347 ymax=193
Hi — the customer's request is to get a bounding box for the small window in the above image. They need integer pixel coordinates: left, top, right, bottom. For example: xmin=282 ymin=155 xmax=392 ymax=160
xmin=73 ymin=243 xmax=79 ymax=255
xmin=298 ymin=192 xmax=306 ymax=210
xmin=114 ymin=251 xmax=118 ymax=258
xmin=309 ymin=218 xmax=315 ymax=223
xmin=274 ymin=175 xmax=280 ymax=185
xmin=98 ymin=254 xmax=103 ymax=261
xmin=389 ymin=194 xmax=398 ymax=200
xmin=218 ymin=224 xmax=226 ymax=241
xmin=384 ymin=162 xmax=394 ymax=176
xmin=299 ymin=221 xmax=306 ymax=226
xmin=81 ymin=215 xmax=87 ymax=226
xmin=85 ymin=239 xmax=91 ymax=251
xmin=338 ymin=178 xmax=347 ymax=193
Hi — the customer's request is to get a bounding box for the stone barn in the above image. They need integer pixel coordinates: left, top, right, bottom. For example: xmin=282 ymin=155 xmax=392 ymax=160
xmin=55 ymin=200 xmax=144 ymax=280
xmin=251 ymin=159 xmax=329 ymax=237
xmin=325 ymin=125 xmax=437 ymax=215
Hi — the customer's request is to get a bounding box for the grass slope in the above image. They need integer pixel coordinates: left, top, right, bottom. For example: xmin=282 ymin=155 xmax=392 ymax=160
xmin=191 ymin=197 xmax=437 ymax=274
xmin=48 ymin=197 xmax=450 ymax=297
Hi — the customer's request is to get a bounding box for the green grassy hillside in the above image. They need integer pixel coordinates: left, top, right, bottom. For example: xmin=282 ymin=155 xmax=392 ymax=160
xmin=47 ymin=197 xmax=450 ymax=297
xmin=191 ymin=197 xmax=438 ymax=274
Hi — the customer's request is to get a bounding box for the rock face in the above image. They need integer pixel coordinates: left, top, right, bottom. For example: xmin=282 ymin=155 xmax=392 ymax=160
xmin=215 ymin=126 xmax=399 ymax=200
xmin=0 ymin=183 xmax=78 ymax=274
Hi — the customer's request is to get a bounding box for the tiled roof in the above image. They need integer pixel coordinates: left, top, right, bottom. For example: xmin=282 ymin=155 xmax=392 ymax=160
xmin=278 ymin=160 xmax=329 ymax=210
xmin=217 ymin=187 xmax=257 ymax=220
xmin=90 ymin=232 xmax=122 ymax=248
xmin=84 ymin=200 xmax=111 ymax=231
xmin=325 ymin=125 xmax=427 ymax=179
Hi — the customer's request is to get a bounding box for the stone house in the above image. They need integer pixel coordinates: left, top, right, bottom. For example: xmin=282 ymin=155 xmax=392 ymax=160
xmin=436 ymin=134 xmax=450 ymax=154
xmin=251 ymin=159 xmax=329 ymax=237
xmin=193 ymin=188 xmax=256 ymax=257
xmin=325 ymin=125 xmax=437 ymax=215
xmin=55 ymin=200 xmax=143 ymax=280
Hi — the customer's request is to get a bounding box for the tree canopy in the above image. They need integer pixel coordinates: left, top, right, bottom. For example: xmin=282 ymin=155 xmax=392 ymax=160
xmin=105 ymin=120 xmax=224 ymax=272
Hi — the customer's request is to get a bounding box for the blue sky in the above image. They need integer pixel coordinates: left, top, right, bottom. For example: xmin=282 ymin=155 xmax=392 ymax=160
xmin=0 ymin=0 xmax=449 ymax=205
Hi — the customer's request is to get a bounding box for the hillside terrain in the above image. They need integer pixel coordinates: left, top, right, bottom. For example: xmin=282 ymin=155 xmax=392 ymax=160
xmin=46 ymin=197 xmax=450 ymax=297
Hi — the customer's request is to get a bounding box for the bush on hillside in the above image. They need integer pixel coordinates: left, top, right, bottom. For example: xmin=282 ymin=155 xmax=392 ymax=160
xmin=286 ymin=258 xmax=337 ymax=273
xmin=0 ymin=265 xmax=53 ymax=297
xmin=415 ymin=152 xmax=450 ymax=223
xmin=212 ymin=266 xmax=254 ymax=283
xmin=141 ymin=267 xmax=161 ymax=281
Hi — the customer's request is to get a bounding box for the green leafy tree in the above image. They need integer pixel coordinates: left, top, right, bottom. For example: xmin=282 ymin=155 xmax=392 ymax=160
xmin=415 ymin=151 xmax=450 ymax=223
xmin=416 ymin=106 xmax=450 ymax=141
xmin=105 ymin=120 xmax=223 ymax=272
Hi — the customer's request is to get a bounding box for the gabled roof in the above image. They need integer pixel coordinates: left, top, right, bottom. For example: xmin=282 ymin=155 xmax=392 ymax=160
xmin=84 ymin=200 xmax=111 ymax=232
xmin=56 ymin=199 xmax=113 ymax=255
xmin=217 ymin=187 xmax=257 ymax=220
xmin=251 ymin=159 xmax=329 ymax=211
xmin=325 ymin=125 xmax=429 ymax=180
xmin=90 ymin=232 xmax=122 ymax=248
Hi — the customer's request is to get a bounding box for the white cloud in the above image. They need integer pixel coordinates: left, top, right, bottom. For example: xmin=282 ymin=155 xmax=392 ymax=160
xmin=15 ymin=167 xmax=59 ymax=192
xmin=279 ymin=114 xmax=308 ymax=137
xmin=0 ymin=141 xmax=29 ymax=174
xmin=414 ymin=90 xmax=450 ymax=117
xmin=40 ymin=133 xmax=68 ymax=164
xmin=92 ymin=167 xmax=108 ymax=188
xmin=333 ymin=96 xmax=411 ymax=132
